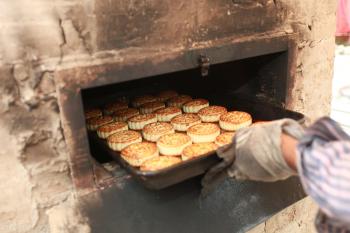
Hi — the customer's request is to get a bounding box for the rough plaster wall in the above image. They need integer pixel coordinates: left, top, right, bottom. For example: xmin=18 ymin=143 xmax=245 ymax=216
xmin=0 ymin=1 xmax=91 ymax=232
xmin=0 ymin=63 xmax=91 ymax=232
xmin=284 ymin=0 xmax=336 ymax=120
xmin=0 ymin=0 xmax=335 ymax=232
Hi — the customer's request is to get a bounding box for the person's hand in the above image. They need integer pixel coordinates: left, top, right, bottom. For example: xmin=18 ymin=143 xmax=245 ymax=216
xmin=201 ymin=119 xmax=304 ymax=194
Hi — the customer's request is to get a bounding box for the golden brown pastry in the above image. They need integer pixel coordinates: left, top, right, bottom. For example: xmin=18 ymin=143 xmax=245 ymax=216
xmin=142 ymin=122 xmax=175 ymax=142
xmin=128 ymin=114 xmax=157 ymax=130
xmin=170 ymin=113 xmax=201 ymax=131
xmin=167 ymin=95 xmax=192 ymax=108
xmin=132 ymin=95 xmax=157 ymax=108
xmin=219 ymin=111 xmax=252 ymax=131
xmin=156 ymin=90 xmax=178 ymax=102
xmin=198 ymin=106 xmax=227 ymax=122
xmin=97 ymin=121 xmax=128 ymax=139
xmin=183 ymin=99 xmax=210 ymax=113
xmin=157 ymin=133 xmax=192 ymax=156
xmin=187 ymin=123 xmax=220 ymax=143
xmin=113 ymin=108 xmax=139 ymax=122
xmin=215 ymin=132 xmax=235 ymax=147
xmin=121 ymin=142 xmax=159 ymax=167
xmin=181 ymin=143 xmax=218 ymax=161
xmin=104 ymin=101 xmax=129 ymax=115
xmin=155 ymin=107 xmax=182 ymax=122
xmin=85 ymin=108 xmax=102 ymax=120
xmin=86 ymin=116 xmax=114 ymax=131
xmin=139 ymin=101 xmax=165 ymax=114
xmin=107 ymin=130 xmax=142 ymax=151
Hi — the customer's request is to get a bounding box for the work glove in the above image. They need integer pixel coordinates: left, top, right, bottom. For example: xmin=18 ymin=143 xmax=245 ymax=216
xmin=201 ymin=119 xmax=304 ymax=194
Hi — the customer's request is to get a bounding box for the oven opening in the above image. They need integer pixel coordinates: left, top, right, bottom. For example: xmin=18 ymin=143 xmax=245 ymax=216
xmin=81 ymin=51 xmax=291 ymax=178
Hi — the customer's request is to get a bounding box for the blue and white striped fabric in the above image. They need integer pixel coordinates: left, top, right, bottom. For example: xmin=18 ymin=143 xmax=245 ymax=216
xmin=297 ymin=117 xmax=350 ymax=232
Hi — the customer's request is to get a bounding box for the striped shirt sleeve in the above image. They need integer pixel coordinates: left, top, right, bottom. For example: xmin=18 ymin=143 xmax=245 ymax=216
xmin=297 ymin=117 xmax=350 ymax=231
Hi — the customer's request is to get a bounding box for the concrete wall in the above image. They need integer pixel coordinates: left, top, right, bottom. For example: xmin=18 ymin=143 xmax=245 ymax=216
xmin=0 ymin=0 xmax=336 ymax=232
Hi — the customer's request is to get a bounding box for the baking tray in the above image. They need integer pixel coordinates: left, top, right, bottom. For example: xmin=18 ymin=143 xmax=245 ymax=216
xmin=89 ymin=96 xmax=305 ymax=190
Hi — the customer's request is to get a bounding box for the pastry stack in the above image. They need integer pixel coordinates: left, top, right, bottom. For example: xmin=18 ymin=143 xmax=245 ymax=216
xmin=84 ymin=89 xmax=254 ymax=172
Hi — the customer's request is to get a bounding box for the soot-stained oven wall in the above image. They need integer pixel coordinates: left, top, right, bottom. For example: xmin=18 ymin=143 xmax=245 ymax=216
xmin=93 ymin=0 xmax=285 ymax=50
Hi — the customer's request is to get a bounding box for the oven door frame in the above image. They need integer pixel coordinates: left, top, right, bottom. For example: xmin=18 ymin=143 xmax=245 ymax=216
xmin=55 ymin=32 xmax=298 ymax=195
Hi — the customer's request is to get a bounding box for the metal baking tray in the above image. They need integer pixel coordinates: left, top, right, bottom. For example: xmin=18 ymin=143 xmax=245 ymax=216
xmin=89 ymin=96 xmax=305 ymax=190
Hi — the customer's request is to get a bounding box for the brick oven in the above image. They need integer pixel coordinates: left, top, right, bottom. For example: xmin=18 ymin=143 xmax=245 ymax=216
xmin=0 ymin=1 xmax=336 ymax=233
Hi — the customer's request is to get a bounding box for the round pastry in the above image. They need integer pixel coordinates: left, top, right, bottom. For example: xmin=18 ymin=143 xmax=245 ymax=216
xmin=215 ymin=132 xmax=235 ymax=147
xmin=104 ymin=101 xmax=129 ymax=115
xmin=171 ymin=113 xmax=201 ymax=132
xmin=113 ymin=108 xmax=139 ymax=122
xmin=157 ymin=133 xmax=192 ymax=156
xmin=187 ymin=123 xmax=220 ymax=143
xmin=219 ymin=111 xmax=252 ymax=131
xmin=107 ymin=130 xmax=142 ymax=151
xmin=181 ymin=142 xmax=218 ymax=161
xmin=167 ymin=95 xmax=192 ymax=108
xmin=198 ymin=105 xmax=228 ymax=122
xmin=121 ymin=142 xmax=159 ymax=167
xmin=85 ymin=108 xmax=102 ymax=120
xmin=86 ymin=116 xmax=114 ymax=131
xmin=142 ymin=122 xmax=175 ymax=142
xmin=97 ymin=121 xmax=128 ymax=139
xmin=155 ymin=107 xmax=182 ymax=122
xmin=132 ymin=95 xmax=157 ymax=108
xmin=183 ymin=99 xmax=210 ymax=113
xmin=156 ymin=90 xmax=178 ymax=102
xmin=140 ymin=156 xmax=182 ymax=172
xmin=128 ymin=114 xmax=157 ymax=130
xmin=139 ymin=101 xmax=165 ymax=114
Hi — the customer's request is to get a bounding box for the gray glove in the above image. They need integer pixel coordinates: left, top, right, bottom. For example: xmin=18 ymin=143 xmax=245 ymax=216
xmin=202 ymin=119 xmax=304 ymax=194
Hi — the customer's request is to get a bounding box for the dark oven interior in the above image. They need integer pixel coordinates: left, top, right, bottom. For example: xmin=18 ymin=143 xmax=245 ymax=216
xmin=82 ymin=51 xmax=289 ymax=164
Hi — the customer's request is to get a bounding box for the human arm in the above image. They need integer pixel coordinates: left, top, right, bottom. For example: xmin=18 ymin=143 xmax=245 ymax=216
xmin=202 ymin=117 xmax=350 ymax=230
xmin=281 ymin=133 xmax=298 ymax=171
xmin=281 ymin=118 xmax=350 ymax=227
xmin=296 ymin=117 xmax=350 ymax=228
